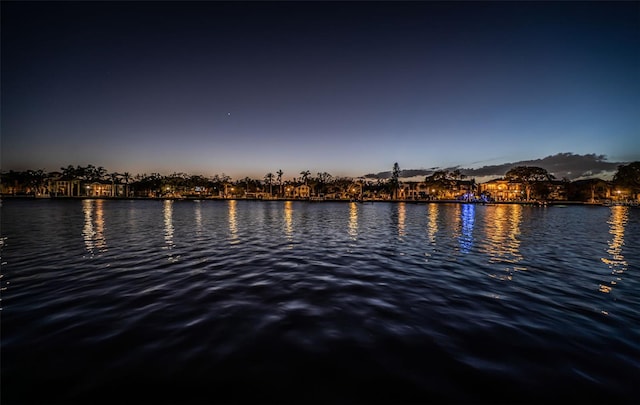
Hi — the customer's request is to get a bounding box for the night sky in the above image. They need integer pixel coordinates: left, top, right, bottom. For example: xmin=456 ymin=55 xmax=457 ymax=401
xmin=2 ymin=1 xmax=638 ymax=179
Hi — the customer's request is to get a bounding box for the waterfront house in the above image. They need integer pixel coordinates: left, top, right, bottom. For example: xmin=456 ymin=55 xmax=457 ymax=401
xmin=293 ymin=185 xmax=311 ymax=198
xmin=86 ymin=181 xmax=124 ymax=197
xmin=567 ymin=179 xmax=610 ymax=202
xmin=479 ymin=179 xmax=524 ymax=201
xmin=0 ymin=177 xmax=30 ymax=195
xmin=53 ymin=177 xmax=82 ymax=197
xmin=447 ymin=180 xmax=476 ymax=200
xmin=547 ymin=180 xmax=568 ymax=201
xmin=403 ymin=182 xmax=427 ymax=199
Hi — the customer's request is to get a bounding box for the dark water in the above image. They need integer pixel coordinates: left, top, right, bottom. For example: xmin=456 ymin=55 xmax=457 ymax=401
xmin=2 ymin=199 xmax=639 ymax=404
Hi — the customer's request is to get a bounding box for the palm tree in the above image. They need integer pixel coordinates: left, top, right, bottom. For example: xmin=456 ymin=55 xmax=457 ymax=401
xmin=277 ymin=169 xmax=283 ymax=197
xmin=60 ymin=165 xmax=80 ymax=196
xmin=109 ymin=172 xmax=119 ymax=197
xmin=75 ymin=165 xmax=87 ymax=181
xmin=244 ymin=176 xmax=252 ymax=196
xmin=27 ymin=169 xmax=47 ymax=196
xmin=121 ymin=172 xmax=131 ymax=197
xmin=61 ymin=165 xmax=76 ymax=179
xmin=94 ymin=166 xmax=107 ymax=181
xmin=300 ymin=170 xmax=310 ymax=185
xmin=264 ymin=173 xmax=274 ymax=196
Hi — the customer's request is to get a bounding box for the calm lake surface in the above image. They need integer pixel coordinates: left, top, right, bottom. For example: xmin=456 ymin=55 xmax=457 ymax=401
xmin=2 ymin=199 xmax=639 ymax=404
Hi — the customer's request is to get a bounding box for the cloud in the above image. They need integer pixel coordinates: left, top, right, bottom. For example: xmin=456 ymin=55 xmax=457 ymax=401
xmin=364 ymin=153 xmax=627 ymax=181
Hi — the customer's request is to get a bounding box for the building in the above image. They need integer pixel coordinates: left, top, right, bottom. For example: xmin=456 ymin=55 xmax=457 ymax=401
xmin=293 ymin=185 xmax=310 ymax=198
xmin=85 ymin=181 xmax=125 ymax=197
xmin=479 ymin=179 xmax=524 ymax=201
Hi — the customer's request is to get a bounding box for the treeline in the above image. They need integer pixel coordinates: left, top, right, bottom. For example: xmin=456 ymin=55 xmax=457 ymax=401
xmin=1 ymin=161 xmax=638 ymax=201
xmin=0 ymin=165 xmax=389 ymax=198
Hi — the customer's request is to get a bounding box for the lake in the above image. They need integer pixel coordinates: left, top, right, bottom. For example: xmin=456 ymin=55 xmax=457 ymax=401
xmin=1 ymin=199 xmax=639 ymax=403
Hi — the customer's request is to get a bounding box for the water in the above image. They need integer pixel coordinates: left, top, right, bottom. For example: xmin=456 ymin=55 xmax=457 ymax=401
xmin=1 ymin=199 xmax=639 ymax=404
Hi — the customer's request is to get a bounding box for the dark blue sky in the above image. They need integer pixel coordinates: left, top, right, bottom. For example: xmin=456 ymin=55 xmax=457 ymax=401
xmin=2 ymin=1 xmax=638 ymax=178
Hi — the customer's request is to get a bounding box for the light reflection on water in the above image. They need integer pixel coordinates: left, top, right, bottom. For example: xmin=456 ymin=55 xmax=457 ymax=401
xmin=427 ymin=203 xmax=438 ymax=245
xmin=82 ymin=200 xmax=94 ymax=253
xmin=459 ymin=203 xmax=475 ymax=254
xmin=397 ymin=202 xmax=406 ymax=239
xmin=2 ymin=200 xmax=639 ymax=404
xmin=600 ymin=206 xmax=629 ymax=294
xmin=450 ymin=203 xmax=462 ymax=245
xmin=163 ymin=200 xmax=178 ymax=263
xmin=227 ymin=199 xmax=238 ymax=243
xmin=194 ymin=200 xmax=203 ymax=237
xmin=348 ymin=202 xmax=358 ymax=241
xmin=164 ymin=200 xmax=174 ymax=248
xmin=82 ymin=199 xmax=107 ymax=255
xmin=482 ymin=204 xmax=523 ymax=280
xmin=284 ymin=200 xmax=293 ymax=245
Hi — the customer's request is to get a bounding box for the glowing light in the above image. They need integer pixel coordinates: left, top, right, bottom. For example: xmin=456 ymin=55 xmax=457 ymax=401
xmin=228 ymin=199 xmax=238 ymax=243
xmin=348 ymin=202 xmax=358 ymax=241
xmin=194 ymin=202 xmax=203 ymax=237
xmin=600 ymin=206 xmax=628 ymax=297
xmin=483 ymin=204 xmax=523 ymax=280
xmin=427 ymin=203 xmax=438 ymax=245
xmin=82 ymin=199 xmax=95 ymax=254
xmin=397 ymin=202 xmax=406 ymax=238
xmin=599 ymin=284 xmax=612 ymax=293
xmin=94 ymin=199 xmax=106 ymax=251
xmin=164 ymin=200 xmax=175 ymax=254
xmin=459 ymin=203 xmax=475 ymax=253
xmin=284 ymin=200 xmax=293 ymax=244
xmin=82 ymin=199 xmax=107 ymax=255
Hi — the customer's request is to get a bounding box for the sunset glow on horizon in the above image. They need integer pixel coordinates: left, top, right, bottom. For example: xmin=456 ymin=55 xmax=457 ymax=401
xmin=2 ymin=1 xmax=638 ymax=179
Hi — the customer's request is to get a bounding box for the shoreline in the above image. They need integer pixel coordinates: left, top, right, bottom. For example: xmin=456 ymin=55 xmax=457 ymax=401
xmin=1 ymin=195 xmax=625 ymax=206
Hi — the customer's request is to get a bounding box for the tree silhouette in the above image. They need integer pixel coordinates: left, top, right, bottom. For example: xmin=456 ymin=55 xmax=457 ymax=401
xmin=109 ymin=172 xmax=119 ymax=196
xmin=300 ymin=170 xmax=310 ymax=185
xmin=276 ymin=169 xmax=283 ymax=197
xmin=264 ymin=172 xmax=274 ymax=196
xmin=390 ymin=162 xmax=400 ymax=199
xmin=121 ymin=172 xmax=131 ymax=197
xmin=505 ymin=166 xmax=554 ymax=200
xmin=613 ymin=162 xmax=640 ymax=197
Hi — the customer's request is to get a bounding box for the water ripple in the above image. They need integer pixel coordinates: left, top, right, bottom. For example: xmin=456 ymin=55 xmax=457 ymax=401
xmin=1 ymin=200 xmax=639 ymax=403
